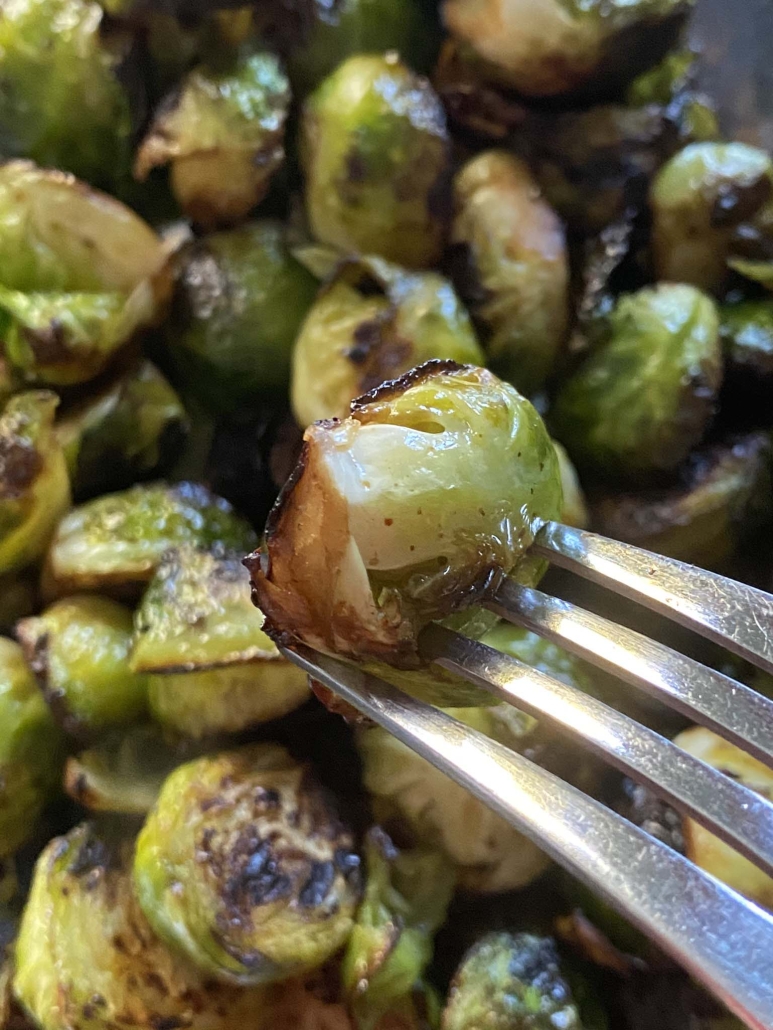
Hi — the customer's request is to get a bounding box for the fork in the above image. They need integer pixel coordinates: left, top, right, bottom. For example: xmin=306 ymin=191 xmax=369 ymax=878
xmin=281 ymin=520 xmax=773 ymax=1030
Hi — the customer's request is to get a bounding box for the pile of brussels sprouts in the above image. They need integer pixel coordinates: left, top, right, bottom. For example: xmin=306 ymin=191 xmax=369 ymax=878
xmin=0 ymin=0 xmax=771 ymax=1026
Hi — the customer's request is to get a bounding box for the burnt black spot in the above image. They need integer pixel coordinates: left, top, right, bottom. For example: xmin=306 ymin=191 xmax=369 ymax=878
xmin=299 ymin=861 xmax=335 ymax=908
xmin=150 ymin=1018 xmax=186 ymax=1030
xmin=144 ymin=971 xmax=169 ymax=995
xmin=347 ymin=319 xmax=385 ymax=366
xmin=224 ymin=839 xmax=292 ymax=910
xmin=68 ymin=832 xmax=111 ymax=878
xmin=334 ymin=848 xmax=362 ymax=885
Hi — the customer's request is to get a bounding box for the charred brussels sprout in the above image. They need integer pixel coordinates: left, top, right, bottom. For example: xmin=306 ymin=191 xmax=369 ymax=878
xmin=291 ymin=257 xmax=483 ymax=426
xmin=169 ymin=222 xmax=318 ymax=409
xmin=0 ymin=392 xmax=70 ymax=576
xmin=450 ymin=151 xmax=569 ymax=395
xmin=442 ymin=932 xmax=584 ymax=1030
xmin=133 ymin=744 xmax=361 ymax=985
xmin=0 ymin=163 xmax=173 ymax=387
xmin=56 ymin=361 xmax=188 ymax=501
xmin=651 ymin=142 xmax=773 ymax=293
xmin=0 ymin=0 xmax=132 ymax=188
xmin=248 ymin=363 xmax=561 ymax=668
xmin=136 ymin=50 xmax=290 ymax=229
xmin=301 ymin=54 xmax=451 ymax=269
xmin=0 ymin=637 xmax=63 ymax=857
xmin=441 ymin=0 xmax=691 ymax=99
xmin=553 ymin=285 xmax=722 ymax=479
xmin=674 ymin=727 xmax=773 ymax=911
xmin=13 ymin=823 xmax=268 ymax=1030
xmin=45 ymin=481 xmax=257 ymax=597
xmin=342 ymin=829 xmax=454 ymax=1030
xmin=17 ymin=595 xmax=148 ymax=737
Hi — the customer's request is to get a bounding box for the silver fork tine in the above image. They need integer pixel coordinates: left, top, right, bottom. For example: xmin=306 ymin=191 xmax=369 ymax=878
xmin=533 ymin=522 xmax=773 ymax=675
xmin=283 ymin=642 xmax=773 ymax=1030
xmin=420 ymin=624 xmax=773 ymax=879
xmin=486 ymin=578 xmax=773 ymax=769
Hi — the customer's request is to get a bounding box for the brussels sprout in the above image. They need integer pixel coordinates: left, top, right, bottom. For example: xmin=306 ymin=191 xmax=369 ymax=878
xmin=442 ymin=932 xmax=584 ymax=1030
xmin=56 ymin=361 xmax=188 ymax=500
xmin=0 ymin=0 xmax=133 ymax=188
xmin=169 ymin=222 xmax=318 ymax=409
xmin=342 ymin=829 xmax=454 ymax=1030
xmin=133 ymin=744 xmax=361 ymax=985
xmin=719 ymin=300 xmax=773 ymax=380
xmin=248 ymin=363 xmax=561 ymax=668
xmin=674 ymin=727 xmax=773 ymax=911
xmin=441 ymin=0 xmax=690 ymax=99
xmin=291 ymin=258 xmax=483 ymax=426
xmin=554 ymin=442 xmax=589 ymax=529
xmin=17 ymin=595 xmax=148 ymax=737
xmin=301 ymin=55 xmax=451 ymax=269
xmin=45 ymin=481 xmax=257 ymax=597
xmin=0 ymin=163 xmax=173 ymax=387
xmin=13 ymin=823 xmax=269 ymax=1030
xmin=136 ymin=50 xmax=290 ymax=229
xmin=553 ymin=285 xmax=722 ymax=479
xmin=449 ymin=152 xmax=568 ymax=395
xmin=0 ymin=638 xmax=63 ymax=858
xmin=651 ymin=142 xmax=773 ymax=293
xmin=594 ymin=433 xmax=773 ymax=570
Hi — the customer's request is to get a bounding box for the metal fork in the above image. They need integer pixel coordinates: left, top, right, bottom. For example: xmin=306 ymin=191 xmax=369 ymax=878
xmin=281 ymin=521 xmax=773 ymax=1030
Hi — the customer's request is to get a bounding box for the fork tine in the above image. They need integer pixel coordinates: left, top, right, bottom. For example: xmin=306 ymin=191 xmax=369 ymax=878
xmin=420 ymin=623 xmax=773 ymax=880
xmin=283 ymin=642 xmax=773 ymax=1030
xmin=533 ymin=521 xmax=773 ymax=675
xmin=486 ymin=578 xmax=773 ymax=769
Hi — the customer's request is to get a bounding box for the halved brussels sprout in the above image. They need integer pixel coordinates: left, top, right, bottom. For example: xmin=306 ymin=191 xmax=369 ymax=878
xmin=301 ymin=55 xmax=451 ymax=269
xmin=651 ymin=142 xmax=773 ymax=293
xmin=594 ymin=433 xmax=773 ymax=570
xmin=719 ymin=300 xmax=773 ymax=380
xmin=291 ymin=257 xmax=483 ymax=426
xmin=169 ymin=222 xmax=318 ymax=409
xmin=248 ymin=363 xmax=561 ymax=668
xmin=0 ymin=0 xmax=132 ymax=188
xmin=441 ymin=0 xmax=691 ymax=99
xmin=0 ymin=637 xmax=63 ymax=858
xmin=450 ymin=151 xmax=569 ymax=395
xmin=674 ymin=727 xmax=773 ymax=911
xmin=56 ymin=360 xmax=188 ymax=501
xmin=13 ymin=823 xmax=269 ymax=1030
xmin=0 ymin=392 xmax=70 ymax=576
xmin=136 ymin=50 xmax=290 ymax=229
xmin=442 ymin=932 xmax=584 ymax=1030
xmin=554 ymin=442 xmax=589 ymax=529
xmin=342 ymin=829 xmax=454 ymax=1030
xmin=0 ymin=163 xmax=173 ymax=387
xmin=17 ymin=594 xmax=148 ymax=737
xmin=133 ymin=744 xmax=361 ymax=985
xmin=45 ymin=481 xmax=257 ymax=597
xmin=553 ymin=285 xmax=722 ymax=479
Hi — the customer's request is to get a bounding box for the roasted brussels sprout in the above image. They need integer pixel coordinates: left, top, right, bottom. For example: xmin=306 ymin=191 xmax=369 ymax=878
xmin=450 ymin=151 xmax=569 ymax=395
xmin=674 ymin=727 xmax=773 ymax=911
xmin=168 ymin=222 xmax=318 ymax=409
xmin=136 ymin=50 xmax=290 ymax=229
xmin=45 ymin=481 xmax=257 ymax=597
xmin=651 ymin=142 xmax=773 ymax=293
xmin=0 ymin=637 xmax=63 ymax=858
xmin=342 ymin=829 xmax=454 ymax=1030
xmin=594 ymin=433 xmax=773 ymax=570
xmin=133 ymin=744 xmax=361 ymax=984
xmin=0 ymin=163 xmax=173 ymax=387
xmin=553 ymin=285 xmax=722 ymax=479
xmin=554 ymin=442 xmax=589 ymax=529
xmin=442 ymin=932 xmax=584 ymax=1030
xmin=0 ymin=0 xmax=132 ymax=189
xmin=56 ymin=361 xmax=188 ymax=500
xmin=17 ymin=595 xmax=148 ymax=737
xmin=301 ymin=55 xmax=451 ymax=269
xmin=248 ymin=363 xmax=561 ymax=668
xmin=0 ymin=392 xmax=70 ymax=576
xmin=291 ymin=257 xmax=483 ymax=426
xmin=13 ymin=822 xmax=269 ymax=1030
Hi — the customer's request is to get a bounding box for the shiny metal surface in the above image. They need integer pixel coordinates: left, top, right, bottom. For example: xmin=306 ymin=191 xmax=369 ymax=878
xmin=420 ymin=623 xmax=773 ymax=879
xmin=533 ymin=522 xmax=773 ymax=675
xmin=283 ymin=642 xmax=773 ymax=1030
xmin=488 ymin=578 xmax=773 ymax=769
